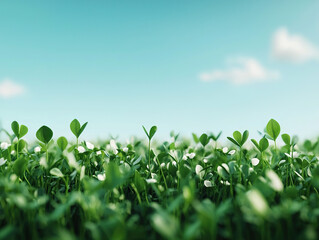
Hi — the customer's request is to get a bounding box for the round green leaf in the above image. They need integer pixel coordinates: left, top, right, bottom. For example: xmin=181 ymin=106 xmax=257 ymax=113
xmin=57 ymin=136 xmax=68 ymax=151
xmin=50 ymin=168 xmax=64 ymax=178
xmin=233 ymin=131 xmax=242 ymax=145
xmin=149 ymin=126 xmax=157 ymax=140
xmin=259 ymin=137 xmax=269 ymax=152
xmin=19 ymin=125 xmax=28 ymax=138
xmin=241 ymin=130 xmax=249 ymax=146
xmin=70 ymin=119 xmax=81 ymax=138
xmin=281 ymin=134 xmax=291 ymax=146
xmin=251 ymin=139 xmax=260 ymax=151
xmin=11 ymin=121 xmax=19 ymax=138
xmin=18 ymin=139 xmax=26 ymax=152
xmin=199 ymin=133 xmax=209 ymax=147
xmin=36 ymin=126 xmax=53 ymax=144
xmin=266 ymin=119 xmax=281 ymax=141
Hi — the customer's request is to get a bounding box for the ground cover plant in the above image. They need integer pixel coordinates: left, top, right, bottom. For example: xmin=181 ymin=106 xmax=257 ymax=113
xmin=1 ymin=119 xmax=319 ymax=240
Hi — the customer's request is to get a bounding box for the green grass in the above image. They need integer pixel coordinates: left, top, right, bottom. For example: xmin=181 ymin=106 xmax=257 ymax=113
xmin=1 ymin=119 xmax=319 ymax=240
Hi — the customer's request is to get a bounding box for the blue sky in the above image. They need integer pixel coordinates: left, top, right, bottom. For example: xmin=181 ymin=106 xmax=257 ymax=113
xmin=0 ymin=1 xmax=319 ymax=142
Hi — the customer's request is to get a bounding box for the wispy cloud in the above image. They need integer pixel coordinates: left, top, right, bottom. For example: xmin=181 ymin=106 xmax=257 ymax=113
xmin=199 ymin=57 xmax=279 ymax=85
xmin=272 ymin=27 xmax=319 ymax=63
xmin=0 ymin=79 xmax=26 ymax=99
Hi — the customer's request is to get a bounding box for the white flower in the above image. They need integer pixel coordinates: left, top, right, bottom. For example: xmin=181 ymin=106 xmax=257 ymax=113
xmin=278 ymin=160 xmax=286 ymax=165
xmin=0 ymin=158 xmax=7 ymax=166
xmin=184 ymin=152 xmax=196 ymax=160
xmin=222 ymin=147 xmax=228 ymax=153
xmin=34 ymin=146 xmax=41 ymax=153
xmin=96 ymin=150 xmax=102 ymax=156
xmin=203 ymin=159 xmax=208 ymax=163
xmin=246 ymin=189 xmax=269 ymax=216
xmin=11 ymin=150 xmax=15 ymax=155
xmin=110 ymin=139 xmax=117 ymax=149
xmin=78 ymin=146 xmax=86 ymax=153
xmin=220 ymin=180 xmax=230 ymax=185
xmin=86 ymin=141 xmax=94 ymax=150
xmin=266 ymin=169 xmax=283 ymax=192
xmin=221 ymin=163 xmax=230 ymax=173
xmin=285 ymin=152 xmax=299 ymax=158
xmin=251 ymin=158 xmax=260 ymax=166
xmin=39 ymin=157 xmax=48 ymax=169
xmin=123 ymin=147 xmax=129 ymax=153
xmin=146 ymin=179 xmax=157 ymax=184
xmin=160 ymin=162 xmax=165 ymax=168
xmin=229 ymin=150 xmax=236 ymax=155
xmin=195 ymin=165 xmax=205 ymax=179
xmin=204 ymin=180 xmax=212 ymax=187
xmin=97 ymin=173 xmax=106 ymax=181
xmin=172 ymin=161 xmax=177 ymax=167
xmin=1 ymin=142 xmax=10 ymax=150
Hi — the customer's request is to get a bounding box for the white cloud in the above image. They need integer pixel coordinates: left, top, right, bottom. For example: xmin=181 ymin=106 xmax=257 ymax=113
xmin=272 ymin=27 xmax=319 ymax=62
xmin=199 ymin=57 xmax=279 ymax=85
xmin=0 ymin=79 xmax=26 ymax=99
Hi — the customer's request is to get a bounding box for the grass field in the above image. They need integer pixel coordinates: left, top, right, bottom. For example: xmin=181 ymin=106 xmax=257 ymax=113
xmin=1 ymin=119 xmax=319 ymax=240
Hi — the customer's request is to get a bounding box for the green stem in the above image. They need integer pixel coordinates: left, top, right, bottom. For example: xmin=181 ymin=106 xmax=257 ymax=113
xmin=131 ymin=183 xmax=142 ymax=205
xmin=46 ymin=146 xmax=49 ymax=163
xmin=24 ymin=173 xmax=31 ymax=186
xmin=156 ymin=157 xmax=168 ymax=190
xmin=16 ymin=139 xmax=19 ymax=159
xmin=148 ymin=139 xmax=152 ymax=176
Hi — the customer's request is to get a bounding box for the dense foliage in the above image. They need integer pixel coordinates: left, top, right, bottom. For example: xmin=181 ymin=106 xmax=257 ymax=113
xmin=1 ymin=119 xmax=319 ymax=240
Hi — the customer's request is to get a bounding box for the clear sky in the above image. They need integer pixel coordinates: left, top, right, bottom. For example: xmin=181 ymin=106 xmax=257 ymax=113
xmin=0 ymin=1 xmax=319 ymax=142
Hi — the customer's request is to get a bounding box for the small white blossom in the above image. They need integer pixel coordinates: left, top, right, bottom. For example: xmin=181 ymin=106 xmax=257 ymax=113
xmin=97 ymin=173 xmax=106 ymax=181
xmin=146 ymin=179 xmax=157 ymax=184
xmin=203 ymin=159 xmax=208 ymax=163
xmin=220 ymin=180 xmax=230 ymax=185
xmin=221 ymin=163 xmax=230 ymax=173
xmin=251 ymin=158 xmax=260 ymax=166
xmin=123 ymin=147 xmax=129 ymax=153
xmin=96 ymin=151 xmax=102 ymax=156
xmin=246 ymin=189 xmax=269 ymax=216
xmin=229 ymin=150 xmax=236 ymax=155
xmin=86 ymin=141 xmax=94 ymax=150
xmin=39 ymin=157 xmax=48 ymax=169
xmin=34 ymin=146 xmax=41 ymax=153
xmin=195 ymin=165 xmax=205 ymax=179
xmin=160 ymin=162 xmax=165 ymax=168
xmin=278 ymin=160 xmax=286 ymax=165
xmin=285 ymin=152 xmax=299 ymax=158
xmin=266 ymin=169 xmax=283 ymax=192
xmin=222 ymin=147 xmax=229 ymax=153
xmin=110 ymin=139 xmax=117 ymax=149
xmin=204 ymin=180 xmax=212 ymax=187
xmin=184 ymin=152 xmax=196 ymax=160
xmin=172 ymin=161 xmax=177 ymax=167
xmin=0 ymin=142 xmax=10 ymax=150
xmin=78 ymin=146 xmax=86 ymax=153
xmin=0 ymin=158 xmax=7 ymax=166
xmin=11 ymin=150 xmax=15 ymax=155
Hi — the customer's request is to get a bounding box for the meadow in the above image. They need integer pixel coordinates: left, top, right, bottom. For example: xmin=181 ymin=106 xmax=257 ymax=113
xmin=0 ymin=119 xmax=319 ymax=240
